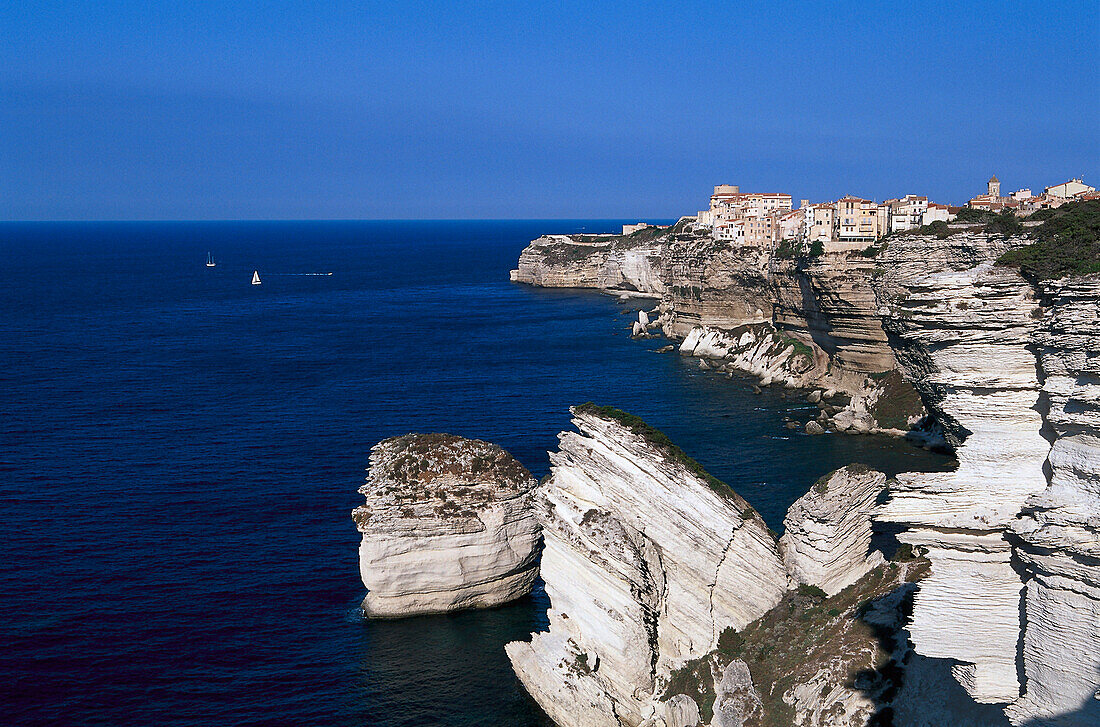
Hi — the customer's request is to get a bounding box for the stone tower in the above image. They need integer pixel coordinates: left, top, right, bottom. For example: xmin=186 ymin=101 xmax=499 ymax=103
xmin=988 ymin=175 xmax=1000 ymax=197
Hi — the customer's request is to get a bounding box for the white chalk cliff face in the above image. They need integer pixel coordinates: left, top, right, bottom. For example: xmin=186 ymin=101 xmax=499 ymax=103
xmin=874 ymin=233 xmax=1050 ymax=704
xmin=510 ymin=234 xmax=666 ymax=294
xmin=780 ymin=464 xmax=888 ymax=596
xmin=352 ymin=433 xmax=540 ymax=618
xmin=506 ymin=406 xmax=788 ymax=727
xmin=1006 ymin=274 xmax=1100 ymax=726
xmin=874 ymin=232 xmax=1100 ymax=723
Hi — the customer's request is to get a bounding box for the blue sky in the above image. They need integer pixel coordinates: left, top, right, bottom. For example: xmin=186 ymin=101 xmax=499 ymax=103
xmin=1 ymin=1 xmax=1097 ymax=220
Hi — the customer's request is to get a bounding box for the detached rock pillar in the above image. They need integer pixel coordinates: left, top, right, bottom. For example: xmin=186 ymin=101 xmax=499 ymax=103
xmin=352 ymin=433 xmax=540 ymax=618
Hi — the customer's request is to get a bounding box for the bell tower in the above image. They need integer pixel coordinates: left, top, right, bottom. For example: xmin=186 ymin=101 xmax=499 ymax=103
xmin=988 ymin=175 xmax=1000 ymax=197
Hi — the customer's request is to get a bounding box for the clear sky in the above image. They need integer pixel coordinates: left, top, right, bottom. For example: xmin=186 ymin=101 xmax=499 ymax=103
xmin=2 ymin=1 xmax=1097 ymax=220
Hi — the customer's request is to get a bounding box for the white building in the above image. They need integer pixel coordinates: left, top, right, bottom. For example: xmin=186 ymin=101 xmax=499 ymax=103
xmin=921 ymin=203 xmax=952 ymax=225
xmin=1044 ymin=178 xmax=1095 ymax=198
xmin=887 ymin=195 xmax=929 ymax=232
xmin=804 ymin=203 xmax=835 ymax=243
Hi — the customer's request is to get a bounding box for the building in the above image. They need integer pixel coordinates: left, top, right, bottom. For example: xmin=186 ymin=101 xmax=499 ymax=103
xmin=804 ymin=203 xmax=835 ymax=243
xmin=714 ymin=215 xmax=776 ymax=247
xmin=701 ymin=184 xmax=792 ymax=227
xmin=776 ymin=208 xmax=805 ymax=241
xmin=922 ymin=203 xmax=952 ymax=225
xmin=622 ymin=223 xmax=651 ymax=235
xmin=969 ymin=174 xmax=1009 ymax=210
xmin=887 ymin=195 xmax=929 ymax=232
xmin=835 ymin=196 xmax=882 ymax=242
xmin=1044 ymin=178 xmax=1095 ymax=198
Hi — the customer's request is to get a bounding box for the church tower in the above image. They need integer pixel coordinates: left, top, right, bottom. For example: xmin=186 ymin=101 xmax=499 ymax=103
xmin=988 ymin=175 xmax=1001 ymax=197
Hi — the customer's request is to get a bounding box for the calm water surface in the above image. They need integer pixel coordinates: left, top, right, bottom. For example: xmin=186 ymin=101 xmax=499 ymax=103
xmin=0 ymin=221 xmax=950 ymax=725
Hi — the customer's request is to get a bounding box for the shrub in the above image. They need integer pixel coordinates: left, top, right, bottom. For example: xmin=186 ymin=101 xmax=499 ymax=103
xmin=797 ymin=583 xmax=828 ymax=600
xmin=808 ymin=239 xmax=825 ymax=257
xmin=996 ymin=199 xmax=1100 ymax=280
xmin=984 ymin=210 xmax=1023 ymax=236
xmin=954 ymin=206 xmax=988 ymax=223
xmin=775 ymin=239 xmax=798 ymax=259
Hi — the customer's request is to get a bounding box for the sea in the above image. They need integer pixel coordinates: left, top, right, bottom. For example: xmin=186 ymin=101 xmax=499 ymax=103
xmin=0 ymin=220 xmax=951 ymax=726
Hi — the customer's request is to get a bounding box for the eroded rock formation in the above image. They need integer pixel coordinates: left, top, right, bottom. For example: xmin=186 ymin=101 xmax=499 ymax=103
xmin=353 ymin=433 xmax=540 ymax=617
xmin=510 ymin=228 xmax=925 ymax=434
xmin=779 ymin=464 xmax=888 ymax=596
xmin=506 ymin=405 xmax=788 ymax=727
xmin=873 ymin=232 xmax=1050 ymax=704
xmin=508 ymin=219 xmax=1100 ymax=723
xmin=1005 ymin=274 xmax=1100 ymax=726
xmin=510 ymin=233 xmax=666 ymax=294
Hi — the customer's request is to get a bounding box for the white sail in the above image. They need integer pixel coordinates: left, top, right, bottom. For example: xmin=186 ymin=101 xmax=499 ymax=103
xmin=206 ymin=252 xmax=216 ymax=267
xmin=251 ymin=270 xmax=261 ymax=285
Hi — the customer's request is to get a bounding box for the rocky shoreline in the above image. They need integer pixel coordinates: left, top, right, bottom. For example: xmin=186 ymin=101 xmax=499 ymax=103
xmin=510 ymin=225 xmax=928 ymax=439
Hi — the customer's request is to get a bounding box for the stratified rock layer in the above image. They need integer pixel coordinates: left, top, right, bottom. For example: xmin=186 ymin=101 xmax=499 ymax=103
xmin=511 ymin=230 xmax=924 ymax=433
xmin=1005 ymin=274 xmax=1100 ymax=726
xmin=874 ymin=232 xmax=1049 ymax=704
xmin=780 ymin=464 xmax=888 ymax=596
xmin=510 ymin=234 xmax=666 ymax=293
xmin=506 ymin=407 xmax=788 ymax=727
xmin=353 ymin=433 xmax=540 ymax=618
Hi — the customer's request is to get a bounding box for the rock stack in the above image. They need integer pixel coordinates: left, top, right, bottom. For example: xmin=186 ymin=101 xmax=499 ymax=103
xmin=353 ymin=433 xmax=541 ymax=618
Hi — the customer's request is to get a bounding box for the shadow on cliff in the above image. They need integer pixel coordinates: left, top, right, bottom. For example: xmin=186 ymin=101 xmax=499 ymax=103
xmin=847 ymin=579 xmax=1013 ymax=726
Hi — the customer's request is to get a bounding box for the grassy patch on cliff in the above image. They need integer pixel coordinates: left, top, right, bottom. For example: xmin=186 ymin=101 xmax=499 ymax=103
xmin=574 ymin=403 xmax=740 ymax=503
xmin=868 ymin=370 xmax=925 ymax=431
xmin=996 ymin=199 xmax=1100 ymax=280
xmin=662 ymin=558 xmax=931 ymax=726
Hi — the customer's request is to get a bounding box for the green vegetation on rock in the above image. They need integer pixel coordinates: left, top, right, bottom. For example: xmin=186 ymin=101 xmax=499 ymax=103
xmin=996 ymin=199 xmax=1100 ymax=280
xmin=574 ymin=403 xmax=738 ymax=502
xmin=662 ymin=558 xmax=931 ymax=727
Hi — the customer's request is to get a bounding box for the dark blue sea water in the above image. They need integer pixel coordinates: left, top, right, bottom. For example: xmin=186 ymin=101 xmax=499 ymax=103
xmin=0 ymin=220 xmax=950 ymax=726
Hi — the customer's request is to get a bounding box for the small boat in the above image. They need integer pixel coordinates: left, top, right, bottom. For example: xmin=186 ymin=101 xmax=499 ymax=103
xmin=251 ymin=270 xmax=262 ymax=285
xmin=206 ymin=252 xmax=216 ymax=267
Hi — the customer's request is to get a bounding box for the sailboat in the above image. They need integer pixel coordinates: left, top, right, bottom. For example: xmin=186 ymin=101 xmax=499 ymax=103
xmin=251 ymin=270 xmax=262 ymax=285
xmin=206 ymin=252 xmax=216 ymax=267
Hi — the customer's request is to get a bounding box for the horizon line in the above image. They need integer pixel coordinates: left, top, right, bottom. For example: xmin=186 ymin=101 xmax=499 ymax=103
xmin=0 ymin=216 xmax=685 ymax=224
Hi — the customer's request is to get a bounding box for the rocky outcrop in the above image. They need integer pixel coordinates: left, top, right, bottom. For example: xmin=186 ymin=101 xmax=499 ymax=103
xmin=779 ymin=464 xmax=888 ymax=596
xmin=508 ymin=217 xmax=1100 ymax=722
xmin=658 ymin=237 xmax=775 ymax=337
xmin=509 ymin=234 xmax=666 ymax=294
xmin=506 ymin=405 xmax=788 ymax=727
xmin=505 ymin=406 xmax=915 ymax=726
xmin=873 ymin=232 xmax=1050 ymax=704
xmin=1005 ymin=274 xmax=1100 ymax=726
xmin=677 ymin=323 xmax=827 ymax=389
xmin=352 ymin=433 xmax=540 ymax=617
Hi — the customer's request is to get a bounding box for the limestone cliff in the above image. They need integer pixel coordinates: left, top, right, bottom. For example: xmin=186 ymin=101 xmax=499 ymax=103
xmin=510 ymin=229 xmax=924 ymax=434
xmin=507 ymin=214 xmax=1100 ymax=723
xmin=873 ymin=231 xmax=1049 ymax=704
xmin=779 ymin=464 xmax=888 ymax=596
xmin=1005 ymin=273 xmax=1100 ymax=726
xmin=873 ymin=231 xmax=1100 ymax=722
xmin=506 ymin=405 xmax=788 ymax=727
xmin=506 ymin=407 xmax=917 ymax=726
xmin=509 ymin=233 xmax=666 ymax=294
xmin=353 ymin=433 xmax=541 ymax=617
